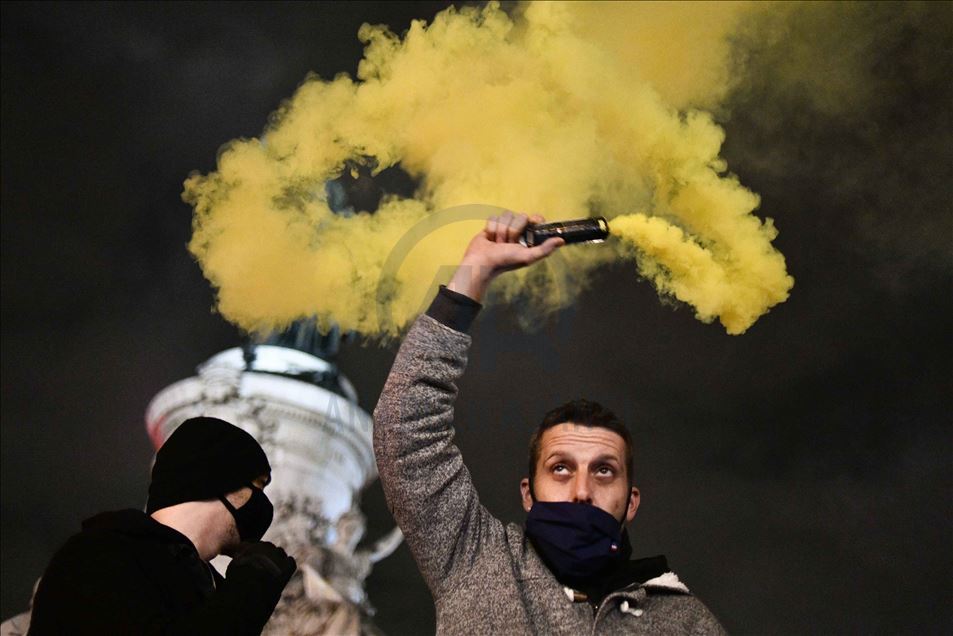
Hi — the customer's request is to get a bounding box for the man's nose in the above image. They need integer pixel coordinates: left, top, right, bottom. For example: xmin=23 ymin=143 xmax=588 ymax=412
xmin=571 ymin=473 xmax=592 ymax=504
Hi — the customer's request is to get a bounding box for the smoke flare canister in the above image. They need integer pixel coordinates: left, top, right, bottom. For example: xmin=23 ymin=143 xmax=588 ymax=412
xmin=521 ymin=217 xmax=610 ymax=247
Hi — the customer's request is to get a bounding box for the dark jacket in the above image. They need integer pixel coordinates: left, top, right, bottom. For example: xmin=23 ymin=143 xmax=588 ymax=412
xmin=374 ymin=307 xmax=728 ymax=635
xmin=28 ymin=509 xmax=283 ymax=635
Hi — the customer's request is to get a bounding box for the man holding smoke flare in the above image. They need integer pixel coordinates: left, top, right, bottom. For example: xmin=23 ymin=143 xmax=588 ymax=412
xmin=374 ymin=212 xmax=726 ymax=634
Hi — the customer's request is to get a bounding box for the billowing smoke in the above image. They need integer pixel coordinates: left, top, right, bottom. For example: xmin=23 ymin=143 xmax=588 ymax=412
xmin=184 ymin=1 xmax=794 ymax=337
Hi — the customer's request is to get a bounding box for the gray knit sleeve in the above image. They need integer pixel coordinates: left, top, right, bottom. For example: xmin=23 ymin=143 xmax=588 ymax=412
xmin=373 ymin=314 xmax=502 ymax=598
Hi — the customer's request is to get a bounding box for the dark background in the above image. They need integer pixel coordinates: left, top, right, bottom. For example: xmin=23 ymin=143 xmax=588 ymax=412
xmin=2 ymin=2 xmax=950 ymax=634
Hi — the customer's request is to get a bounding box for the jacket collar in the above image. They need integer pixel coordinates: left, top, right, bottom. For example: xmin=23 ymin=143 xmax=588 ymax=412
xmin=642 ymin=571 xmax=690 ymax=593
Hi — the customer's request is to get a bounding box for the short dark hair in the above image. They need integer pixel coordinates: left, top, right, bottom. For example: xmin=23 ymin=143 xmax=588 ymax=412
xmin=527 ymin=399 xmax=634 ymax=495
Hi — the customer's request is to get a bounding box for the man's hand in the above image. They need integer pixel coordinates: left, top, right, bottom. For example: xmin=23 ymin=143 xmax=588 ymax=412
xmin=226 ymin=541 xmax=297 ymax=586
xmin=447 ymin=212 xmax=564 ymax=302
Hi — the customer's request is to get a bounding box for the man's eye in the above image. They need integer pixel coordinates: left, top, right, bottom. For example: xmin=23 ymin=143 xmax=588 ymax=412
xmin=596 ymin=466 xmax=614 ymax=475
xmin=552 ymin=464 xmax=568 ymax=474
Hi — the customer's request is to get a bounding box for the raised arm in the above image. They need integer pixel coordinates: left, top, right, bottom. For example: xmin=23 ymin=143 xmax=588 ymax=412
xmin=373 ymin=213 xmax=562 ymax=598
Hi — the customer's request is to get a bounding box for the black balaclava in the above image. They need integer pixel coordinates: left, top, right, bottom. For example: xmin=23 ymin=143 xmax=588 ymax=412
xmin=146 ymin=416 xmax=272 ymax=517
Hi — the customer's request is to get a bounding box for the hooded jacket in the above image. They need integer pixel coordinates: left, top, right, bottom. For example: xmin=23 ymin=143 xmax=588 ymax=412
xmin=28 ymin=509 xmax=284 ymax=635
xmin=373 ymin=291 xmax=727 ymax=635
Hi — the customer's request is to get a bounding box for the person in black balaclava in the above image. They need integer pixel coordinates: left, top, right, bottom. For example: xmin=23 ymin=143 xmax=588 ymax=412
xmin=27 ymin=416 xmax=296 ymax=636
xmin=374 ymin=212 xmax=726 ymax=634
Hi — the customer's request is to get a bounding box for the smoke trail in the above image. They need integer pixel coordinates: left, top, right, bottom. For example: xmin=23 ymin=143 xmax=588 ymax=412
xmin=725 ymin=0 xmax=952 ymax=293
xmin=184 ymin=1 xmax=793 ymax=337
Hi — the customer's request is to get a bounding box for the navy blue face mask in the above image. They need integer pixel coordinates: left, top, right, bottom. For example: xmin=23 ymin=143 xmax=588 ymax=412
xmin=525 ymin=501 xmax=630 ymax=585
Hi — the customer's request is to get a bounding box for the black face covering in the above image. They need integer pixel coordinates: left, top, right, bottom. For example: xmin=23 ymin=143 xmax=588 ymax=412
xmin=524 ymin=501 xmax=630 ymax=586
xmin=220 ymin=485 xmax=274 ymax=543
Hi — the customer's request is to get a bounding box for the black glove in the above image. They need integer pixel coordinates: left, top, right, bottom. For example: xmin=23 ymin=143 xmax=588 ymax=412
xmin=226 ymin=541 xmax=297 ymax=587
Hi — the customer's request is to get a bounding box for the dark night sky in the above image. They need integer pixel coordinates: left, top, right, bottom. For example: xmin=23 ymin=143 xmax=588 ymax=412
xmin=2 ymin=2 xmax=951 ymax=634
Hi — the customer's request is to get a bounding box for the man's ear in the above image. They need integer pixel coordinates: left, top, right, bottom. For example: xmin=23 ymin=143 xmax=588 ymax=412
xmin=625 ymin=486 xmax=641 ymax=523
xmin=520 ymin=478 xmax=534 ymax=512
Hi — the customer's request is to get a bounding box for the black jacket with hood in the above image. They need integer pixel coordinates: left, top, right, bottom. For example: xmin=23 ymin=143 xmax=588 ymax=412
xmin=28 ymin=509 xmax=285 ymax=635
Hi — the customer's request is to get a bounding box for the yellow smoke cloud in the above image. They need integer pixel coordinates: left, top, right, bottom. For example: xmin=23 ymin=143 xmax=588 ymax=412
xmin=566 ymin=0 xmax=756 ymax=111
xmin=184 ymin=1 xmax=793 ymax=337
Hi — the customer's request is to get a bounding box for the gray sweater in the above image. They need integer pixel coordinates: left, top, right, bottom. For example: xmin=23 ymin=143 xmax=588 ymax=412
xmin=374 ymin=314 xmax=727 ymax=635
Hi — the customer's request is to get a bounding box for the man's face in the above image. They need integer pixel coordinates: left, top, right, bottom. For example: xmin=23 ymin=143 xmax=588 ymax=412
xmin=520 ymin=423 xmax=639 ymax=523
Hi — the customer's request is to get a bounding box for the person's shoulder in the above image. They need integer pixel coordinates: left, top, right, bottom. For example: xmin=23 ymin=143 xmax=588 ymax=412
xmin=51 ymin=510 xmax=158 ymax=561
xmin=641 ymin=580 xmax=727 ymax=635
xmin=80 ymin=508 xmax=153 ymax=531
